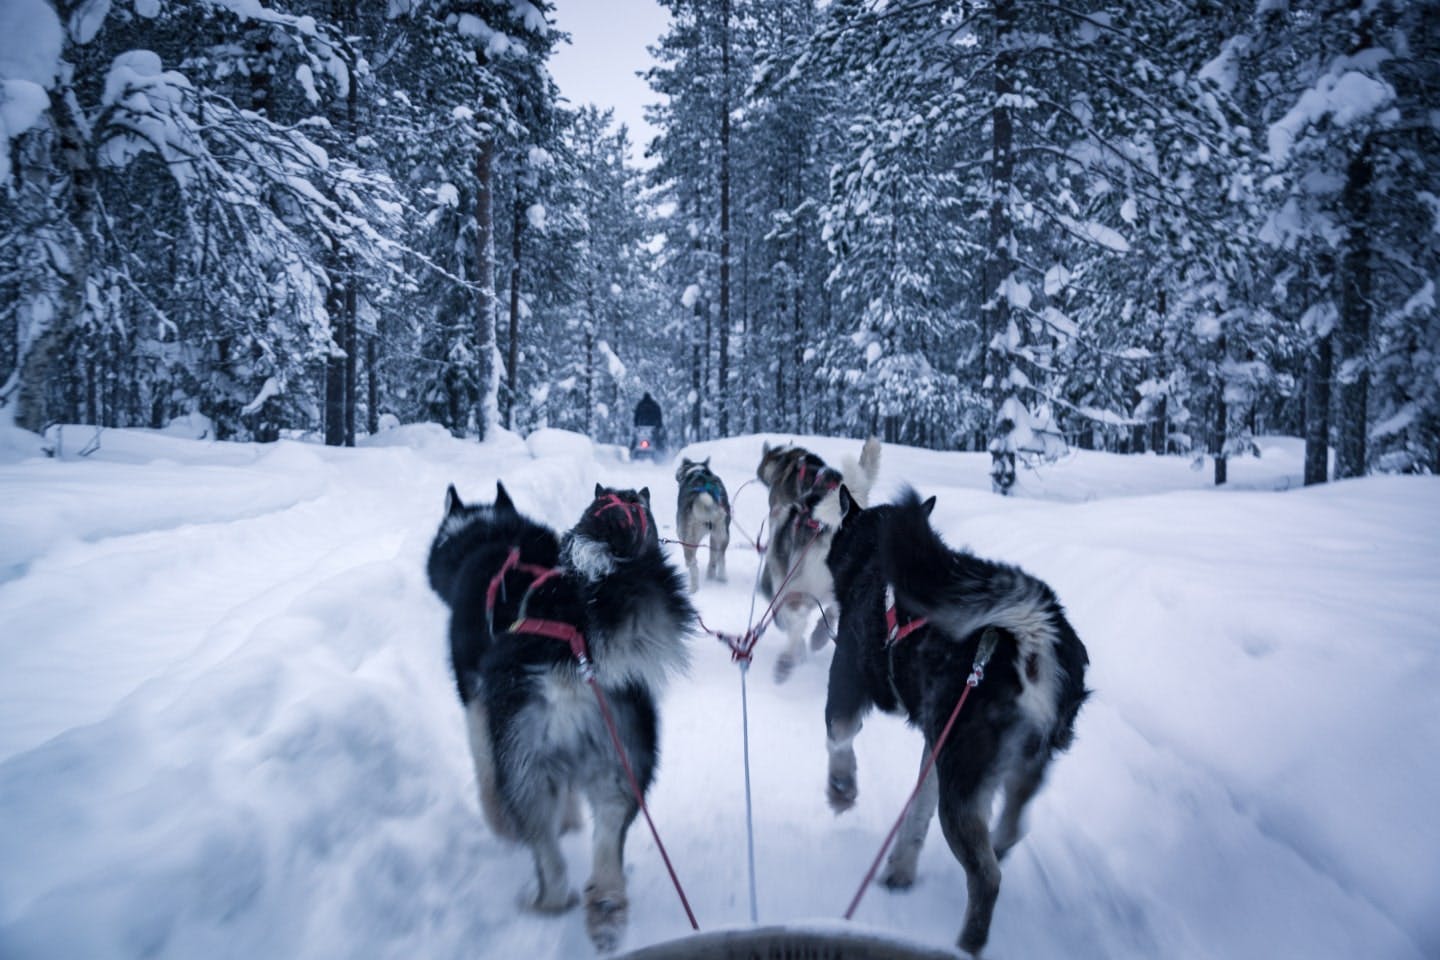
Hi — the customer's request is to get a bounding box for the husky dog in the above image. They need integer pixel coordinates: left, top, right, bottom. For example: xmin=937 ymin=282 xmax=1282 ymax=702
xmin=823 ymin=486 xmax=1089 ymax=956
xmin=756 ymin=437 xmax=881 ymax=683
xmin=429 ymin=481 xmax=693 ymax=952
xmin=756 ymin=441 xmax=845 ymax=512
xmin=427 ymin=481 xmax=566 ymax=839
xmin=674 ymin=457 xmax=730 ymax=592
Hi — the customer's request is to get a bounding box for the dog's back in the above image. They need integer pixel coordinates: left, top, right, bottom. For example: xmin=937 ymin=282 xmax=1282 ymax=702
xmin=427 ymin=482 xmax=561 ymax=705
xmin=878 ymin=489 xmax=1089 ymax=746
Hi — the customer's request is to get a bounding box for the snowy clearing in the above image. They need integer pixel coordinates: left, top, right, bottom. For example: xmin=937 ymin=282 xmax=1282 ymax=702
xmin=0 ymin=426 xmax=1436 ymax=959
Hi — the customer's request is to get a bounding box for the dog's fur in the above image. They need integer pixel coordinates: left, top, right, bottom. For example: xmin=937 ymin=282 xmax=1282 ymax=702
xmin=428 ymin=482 xmax=693 ymax=952
xmin=756 ymin=437 xmax=881 ymax=682
xmin=674 ymin=457 xmax=730 ymax=592
xmin=756 ymin=442 xmax=845 ymax=513
xmin=823 ymin=487 xmax=1089 ymax=956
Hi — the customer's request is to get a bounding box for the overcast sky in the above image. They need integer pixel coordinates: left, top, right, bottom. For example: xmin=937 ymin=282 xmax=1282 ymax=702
xmin=547 ymin=0 xmax=670 ymax=166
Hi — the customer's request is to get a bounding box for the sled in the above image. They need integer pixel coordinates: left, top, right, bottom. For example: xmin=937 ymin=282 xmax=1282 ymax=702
xmin=616 ymin=924 xmax=961 ymax=959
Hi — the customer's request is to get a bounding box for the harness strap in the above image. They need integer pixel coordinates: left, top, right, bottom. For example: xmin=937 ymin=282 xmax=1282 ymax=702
xmin=486 ymin=548 xmax=563 ymax=636
xmin=510 ymin=616 xmax=589 ymax=663
xmin=592 ymin=493 xmax=649 ymax=540
xmin=884 ymin=583 xmax=929 ymax=644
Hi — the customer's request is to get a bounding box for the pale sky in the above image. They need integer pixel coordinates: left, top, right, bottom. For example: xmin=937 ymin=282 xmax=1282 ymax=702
xmin=547 ymin=0 xmax=671 ymax=166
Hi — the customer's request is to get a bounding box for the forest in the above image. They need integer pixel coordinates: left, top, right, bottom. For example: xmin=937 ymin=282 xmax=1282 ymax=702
xmin=2 ymin=0 xmax=1436 ymax=490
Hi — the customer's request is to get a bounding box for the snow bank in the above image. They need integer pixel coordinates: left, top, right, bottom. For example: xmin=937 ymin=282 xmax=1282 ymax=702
xmin=0 ymin=428 xmax=1435 ymax=960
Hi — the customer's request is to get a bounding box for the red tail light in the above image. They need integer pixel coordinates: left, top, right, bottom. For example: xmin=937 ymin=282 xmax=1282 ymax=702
xmin=640 ymin=440 xmax=650 ymax=449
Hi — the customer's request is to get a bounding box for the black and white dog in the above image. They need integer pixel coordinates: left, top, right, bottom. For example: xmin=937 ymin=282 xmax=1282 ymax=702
xmin=674 ymin=457 xmax=730 ymax=593
xmin=823 ymin=487 xmax=1089 ymax=956
xmin=756 ymin=437 xmax=881 ymax=683
xmin=428 ymin=482 xmax=693 ymax=952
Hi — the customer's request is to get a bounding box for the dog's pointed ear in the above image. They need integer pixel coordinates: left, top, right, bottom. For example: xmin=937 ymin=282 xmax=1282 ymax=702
xmin=762 ymin=441 xmax=771 ymax=455
xmin=682 ymin=457 xmax=693 ymax=469
xmin=494 ymin=481 xmax=515 ymax=513
xmin=639 ymin=486 xmax=651 ymax=506
xmin=702 ymin=456 xmax=711 ymax=468
xmin=445 ymin=484 xmax=463 ymax=515
xmin=594 ymin=482 xmax=606 ymax=499
xmin=838 ymin=484 xmax=857 ymax=521
xmin=922 ymin=495 xmax=937 ymax=517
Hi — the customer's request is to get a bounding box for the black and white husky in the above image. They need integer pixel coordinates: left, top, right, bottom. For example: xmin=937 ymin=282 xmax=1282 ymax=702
xmin=756 ymin=437 xmax=881 ymax=683
xmin=674 ymin=456 xmax=730 ymax=592
xmin=824 ymin=487 xmax=1089 ymax=956
xmin=427 ymin=482 xmax=693 ymax=952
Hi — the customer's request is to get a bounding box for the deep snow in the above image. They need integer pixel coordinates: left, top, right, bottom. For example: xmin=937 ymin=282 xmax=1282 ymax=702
xmin=0 ymin=424 xmax=1436 ymax=959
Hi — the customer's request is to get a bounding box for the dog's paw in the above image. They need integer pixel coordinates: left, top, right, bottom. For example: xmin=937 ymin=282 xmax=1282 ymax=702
xmin=879 ymin=863 xmax=916 ymax=890
xmin=827 ymin=773 xmax=858 ymax=813
xmin=773 ymin=652 xmax=796 ymax=684
xmin=526 ymin=886 xmax=579 ymax=915
xmin=584 ymin=887 xmax=629 ymax=953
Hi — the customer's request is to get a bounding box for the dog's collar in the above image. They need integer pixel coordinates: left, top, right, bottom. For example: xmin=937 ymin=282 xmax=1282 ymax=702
xmin=884 ymin=583 xmax=928 ymax=645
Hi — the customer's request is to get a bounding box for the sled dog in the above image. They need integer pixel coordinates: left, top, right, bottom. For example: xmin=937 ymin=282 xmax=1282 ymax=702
xmin=755 ymin=437 xmax=881 ymax=682
xmin=427 ymin=482 xmax=693 ymax=952
xmin=823 ymin=486 xmax=1089 ymax=956
xmin=674 ymin=457 xmax=731 ymax=592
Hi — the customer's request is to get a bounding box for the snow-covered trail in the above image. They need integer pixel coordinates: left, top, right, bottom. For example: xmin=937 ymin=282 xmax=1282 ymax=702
xmin=1 ymin=426 xmax=1436 ymax=960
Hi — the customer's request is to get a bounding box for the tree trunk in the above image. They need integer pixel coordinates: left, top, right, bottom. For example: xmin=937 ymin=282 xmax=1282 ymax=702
xmin=343 ymin=63 xmax=359 ymax=447
xmin=1303 ymin=331 xmax=1332 ymax=485
xmin=366 ymin=335 xmax=379 ymax=435
xmin=985 ymin=0 xmax=1017 ymax=493
xmin=343 ymin=267 xmax=357 ymax=446
xmin=585 ymin=275 xmax=597 ymax=438
xmin=324 ymin=277 xmax=346 ymax=446
xmin=717 ymin=0 xmax=732 ymax=437
xmin=474 ymin=136 xmax=498 ymax=442
xmin=1212 ymin=333 xmax=1227 ymax=486
xmin=505 ymin=196 xmax=523 ymax=430
xmin=1335 ymin=141 xmax=1372 ymax=480
xmin=691 ymin=301 xmax=703 ymax=440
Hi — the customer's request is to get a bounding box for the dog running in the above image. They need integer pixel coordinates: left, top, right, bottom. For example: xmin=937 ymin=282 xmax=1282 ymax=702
xmin=427 ymin=482 xmax=694 ymax=952
xmin=674 ymin=457 xmax=731 ymax=593
xmin=755 ymin=437 xmax=881 ymax=682
xmin=823 ymin=486 xmax=1089 ymax=956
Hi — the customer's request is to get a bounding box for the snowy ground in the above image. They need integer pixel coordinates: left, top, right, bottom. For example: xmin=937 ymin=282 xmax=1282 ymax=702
xmin=1 ymin=423 xmax=1436 ymax=960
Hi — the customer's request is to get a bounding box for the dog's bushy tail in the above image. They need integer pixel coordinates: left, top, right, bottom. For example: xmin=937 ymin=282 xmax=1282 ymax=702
xmin=880 ymin=488 xmax=1060 ymax=657
xmin=839 ymin=436 xmax=882 ymax=509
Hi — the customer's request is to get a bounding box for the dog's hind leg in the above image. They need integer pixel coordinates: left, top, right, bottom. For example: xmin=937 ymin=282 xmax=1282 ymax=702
xmin=809 ymin=602 xmax=837 ymax=651
xmin=772 ymin=595 xmax=809 ymax=684
xmin=466 ymin=702 xmax=517 ymax=840
xmin=881 ymin=742 xmax=939 ymax=889
xmin=505 ymin=772 xmax=578 ymax=913
xmin=583 ymin=780 xmax=639 ymax=952
xmin=824 ymin=638 xmax=871 ymax=812
xmin=938 ymin=780 xmax=1002 ymax=956
xmin=992 ymin=748 xmax=1049 ymax=860
xmin=708 ymin=518 xmax=729 ymax=584
xmin=679 ymin=518 xmax=700 ymax=593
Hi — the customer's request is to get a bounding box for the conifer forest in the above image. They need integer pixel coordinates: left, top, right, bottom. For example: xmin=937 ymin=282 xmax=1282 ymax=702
xmin=2 ymin=0 xmax=1437 ymax=489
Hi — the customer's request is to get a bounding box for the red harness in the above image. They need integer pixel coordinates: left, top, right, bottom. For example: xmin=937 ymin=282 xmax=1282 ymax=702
xmin=884 ymin=584 xmax=928 ymax=644
xmin=485 ymin=547 xmax=588 ymax=661
xmin=591 ymin=493 xmax=649 ymax=540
